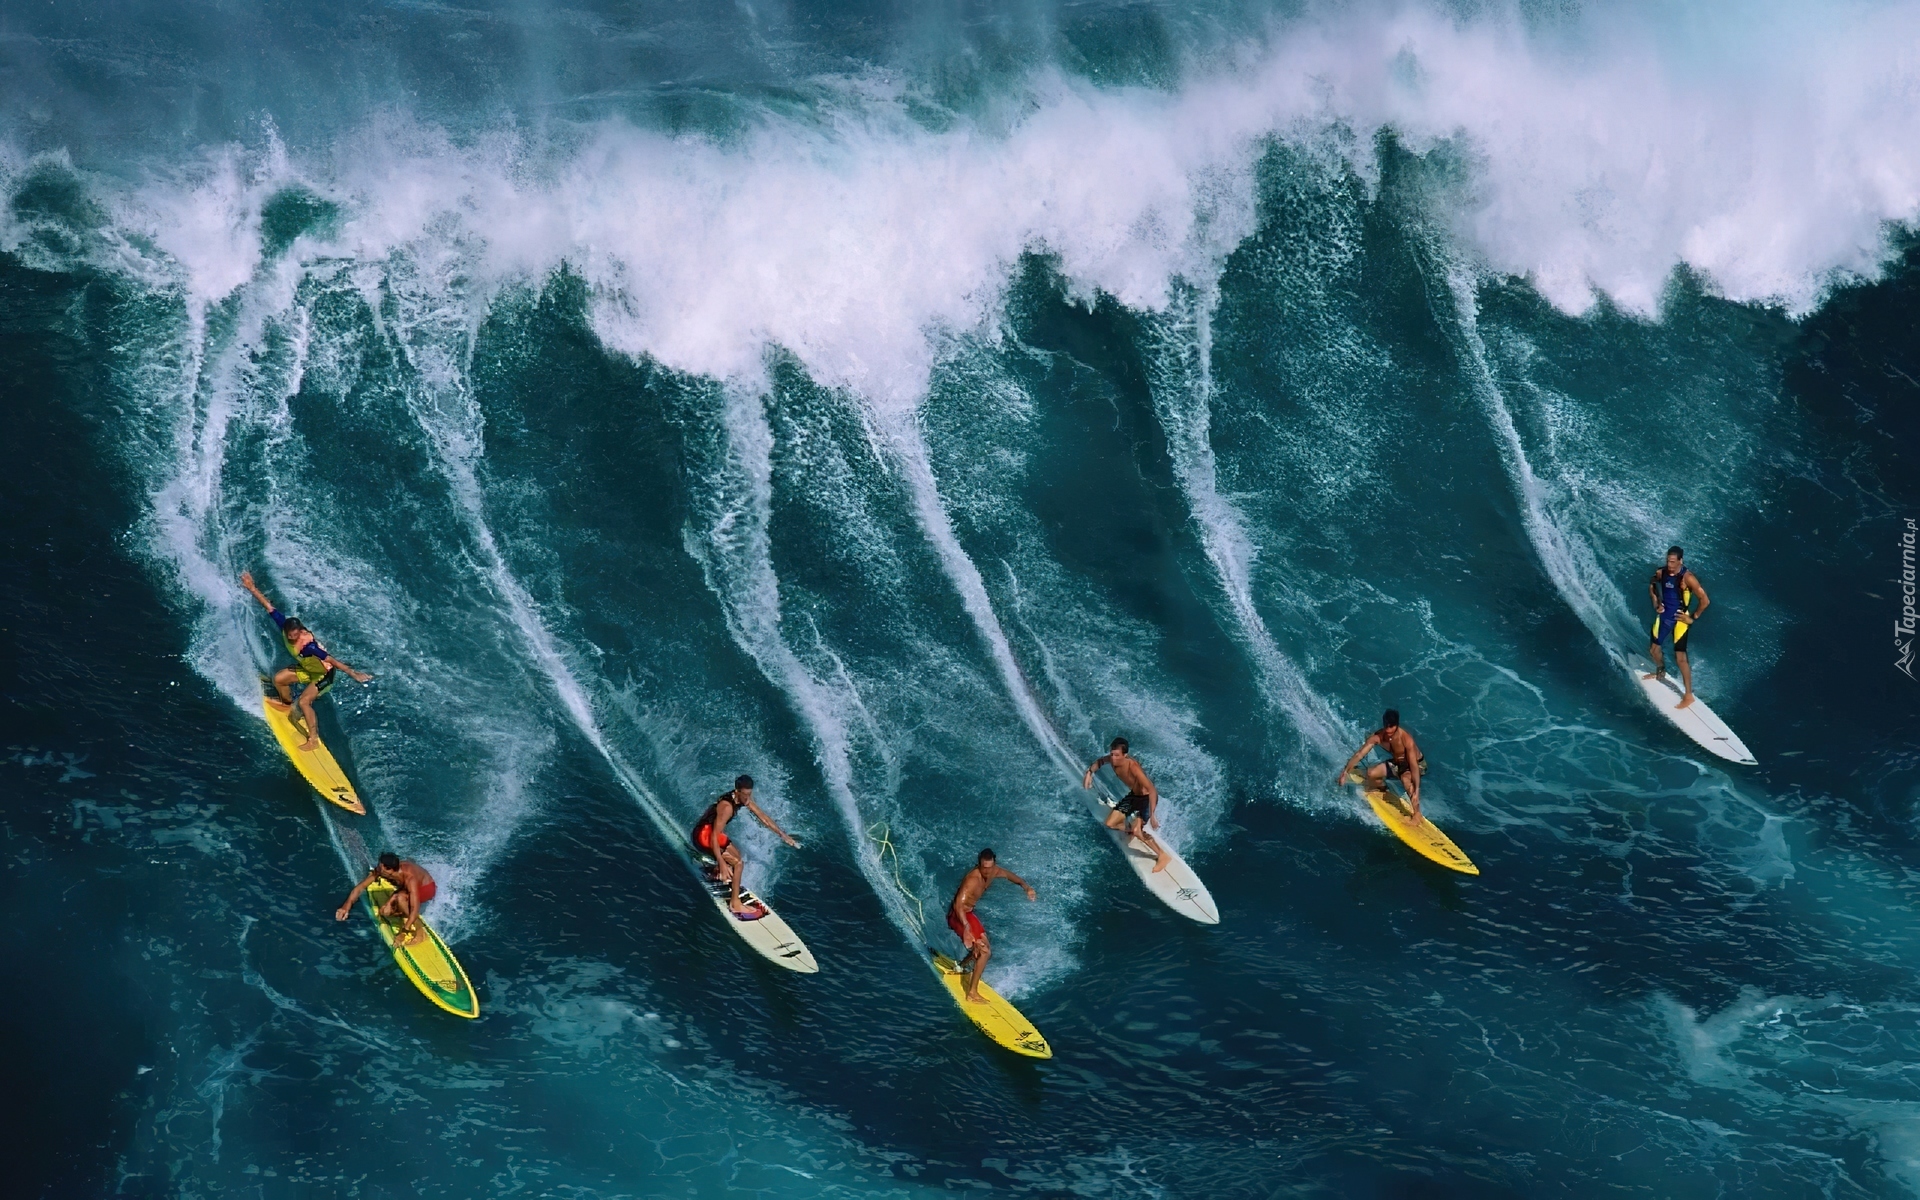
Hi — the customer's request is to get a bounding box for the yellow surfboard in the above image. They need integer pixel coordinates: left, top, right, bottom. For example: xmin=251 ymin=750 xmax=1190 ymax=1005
xmin=1348 ymin=773 xmax=1479 ymax=876
xmin=930 ymin=950 xmax=1051 ymax=1058
xmin=262 ymin=697 xmax=363 ymax=814
xmin=363 ymin=878 xmax=479 ymax=1018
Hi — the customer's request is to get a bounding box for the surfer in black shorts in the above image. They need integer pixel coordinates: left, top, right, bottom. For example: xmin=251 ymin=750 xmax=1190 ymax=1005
xmin=1337 ymin=710 xmax=1426 ymax=818
xmin=693 ymin=775 xmax=799 ymax=918
xmin=1083 ymin=737 xmax=1172 ymax=873
xmin=1643 ymin=545 xmax=1710 ymax=709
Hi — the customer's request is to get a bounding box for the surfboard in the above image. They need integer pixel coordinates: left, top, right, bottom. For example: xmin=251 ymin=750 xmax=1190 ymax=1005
xmin=1348 ymin=773 xmax=1478 ymax=876
xmin=261 ymin=696 xmax=364 ymax=814
xmin=1621 ymin=652 xmax=1755 ymax=766
xmin=929 ymin=950 xmax=1051 ymax=1058
xmin=1083 ymin=792 xmax=1219 ymax=924
xmin=695 ymin=852 xmax=818 ymax=973
xmin=362 ymin=877 xmax=478 ymax=1018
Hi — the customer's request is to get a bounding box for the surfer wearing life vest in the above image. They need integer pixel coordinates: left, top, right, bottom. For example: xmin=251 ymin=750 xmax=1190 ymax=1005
xmin=239 ymin=571 xmax=372 ymax=752
xmin=1082 ymin=737 xmax=1173 ymax=873
xmin=1338 ymin=710 xmax=1426 ymax=817
xmin=947 ymin=848 xmax=1036 ymax=1004
xmin=1644 ymin=545 xmax=1710 ymax=709
xmin=694 ymin=775 xmax=799 ymax=919
xmin=336 ymin=853 xmax=436 ymax=946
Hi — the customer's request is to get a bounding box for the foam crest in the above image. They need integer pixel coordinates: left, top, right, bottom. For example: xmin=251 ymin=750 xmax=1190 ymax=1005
xmin=15 ymin=1 xmax=1920 ymax=408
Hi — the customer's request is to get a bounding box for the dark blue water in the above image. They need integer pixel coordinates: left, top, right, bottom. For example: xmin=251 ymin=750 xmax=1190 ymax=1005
xmin=4 ymin=2 xmax=1920 ymax=1196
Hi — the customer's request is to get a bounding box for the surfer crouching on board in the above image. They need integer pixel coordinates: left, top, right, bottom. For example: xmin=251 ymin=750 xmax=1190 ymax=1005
xmin=336 ymin=853 xmax=436 ymax=946
xmin=239 ymin=571 xmax=372 ymax=752
xmin=1338 ymin=710 xmax=1426 ymax=818
xmin=1083 ymin=737 xmax=1173 ymax=873
xmin=1644 ymin=545 xmax=1710 ymax=710
xmin=694 ymin=775 xmax=799 ymax=920
xmin=948 ymin=848 xmax=1036 ymax=1004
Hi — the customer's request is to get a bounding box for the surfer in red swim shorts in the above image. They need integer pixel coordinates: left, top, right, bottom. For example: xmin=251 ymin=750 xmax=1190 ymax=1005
xmin=336 ymin=852 xmax=436 ymax=946
xmin=693 ymin=775 xmax=799 ymax=918
xmin=946 ymin=848 xmax=1036 ymax=1003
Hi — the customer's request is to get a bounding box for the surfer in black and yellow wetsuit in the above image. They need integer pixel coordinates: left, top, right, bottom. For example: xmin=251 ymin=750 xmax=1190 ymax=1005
xmin=336 ymin=852 xmax=437 ymax=946
xmin=693 ymin=775 xmax=799 ymax=919
xmin=240 ymin=571 xmax=372 ymax=752
xmin=1643 ymin=545 xmax=1710 ymax=710
xmin=1337 ymin=710 xmax=1426 ymax=818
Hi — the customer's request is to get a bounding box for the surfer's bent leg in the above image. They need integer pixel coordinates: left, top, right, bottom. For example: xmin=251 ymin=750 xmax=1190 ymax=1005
xmin=726 ymin=845 xmax=752 ymax=911
xmin=964 ymin=934 xmax=991 ymax=1001
xmin=1133 ymin=819 xmax=1173 ymax=873
xmin=270 ymin=667 xmax=297 ymax=706
xmin=1674 ymin=627 xmax=1695 ymax=706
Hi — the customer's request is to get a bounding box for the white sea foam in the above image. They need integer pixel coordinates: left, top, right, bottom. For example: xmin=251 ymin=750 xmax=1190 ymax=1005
xmin=1141 ymin=289 xmax=1351 ymax=771
xmin=71 ymin=2 xmax=1915 ymax=391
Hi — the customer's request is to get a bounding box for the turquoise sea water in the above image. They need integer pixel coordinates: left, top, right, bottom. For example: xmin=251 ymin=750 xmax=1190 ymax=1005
xmin=4 ymin=2 xmax=1920 ymax=1195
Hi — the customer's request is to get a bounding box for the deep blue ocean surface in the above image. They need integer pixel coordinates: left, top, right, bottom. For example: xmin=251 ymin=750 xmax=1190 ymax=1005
xmin=4 ymin=1 xmax=1920 ymax=1196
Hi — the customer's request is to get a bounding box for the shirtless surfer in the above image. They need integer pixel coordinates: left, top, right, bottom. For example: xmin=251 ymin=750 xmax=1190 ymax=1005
xmin=336 ymin=853 xmax=435 ymax=946
xmin=240 ymin=571 xmax=372 ymax=751
xmin=946 ymin=848 xmax=1036 ymax=1003
xmin=1337 ymin=709 xmax=1426 ymax=819
xmin=693 ymin=775 xmax=799 ymax=919
xmin=1644 ymin=545 xmax=1710 ymax=709
xmin=1082 ymin=737 xmax=1172 ymax=872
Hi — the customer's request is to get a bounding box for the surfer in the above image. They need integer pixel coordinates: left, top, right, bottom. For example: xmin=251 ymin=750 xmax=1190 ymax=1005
xmin=1082 ymin=737 xmax=1172 ymax=873
xmin=1643 ymin=545 xmax=1710 ymax=709
xmin=1337 ymin=710 xmax=1426 ymax=818
xmin=336 ymin=853 xmax=435 ymax=946
xmin=239 ymin=571 xmax=372 ymax=752
xmin=947 ymin=848 xmax=1036 ymax=1004
xmin=694 ymin=775 xmax=799 ymax=919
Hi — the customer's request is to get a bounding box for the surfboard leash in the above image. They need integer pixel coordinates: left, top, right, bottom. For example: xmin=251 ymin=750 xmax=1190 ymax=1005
xmin=866 ymin=823 xmax=925 ymax=939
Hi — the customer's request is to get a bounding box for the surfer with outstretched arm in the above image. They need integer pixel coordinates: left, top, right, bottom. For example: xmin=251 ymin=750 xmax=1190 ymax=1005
xmin=1643 ymin=545 xmax=1710 ymax=709
xmin=239 ymin=571 xmax=372 ymax=752
xmin=337 ymin=853 xmax=436 ymax=946
xmin=694 ymin=775 xmax=799 ymax=919
xmin=947 ymin=848 xmax=1036 ymax=1004
xmin=1083 ymin=737 xmax=1173 ymax=873
xmin=1337 ymin=709 xmax=1425 ymax=818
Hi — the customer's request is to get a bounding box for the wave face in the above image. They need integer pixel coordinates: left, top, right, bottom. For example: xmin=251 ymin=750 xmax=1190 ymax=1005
xmin=3 ymin=1 xmax=1919 ymax=1196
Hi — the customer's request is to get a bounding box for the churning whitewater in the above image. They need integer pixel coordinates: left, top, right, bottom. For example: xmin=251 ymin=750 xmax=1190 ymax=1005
xmin=2 ymin=0 xmax=1918 ymax=1196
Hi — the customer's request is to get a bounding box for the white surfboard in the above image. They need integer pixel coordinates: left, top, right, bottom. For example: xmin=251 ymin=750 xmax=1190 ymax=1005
xmin=695 ymin=853 xmax=819 ymax=973
xmin=1620 ymin=652 xmax=1755 ymax=765
xmin=1083 ymin=791 xmax=1219 ymax=924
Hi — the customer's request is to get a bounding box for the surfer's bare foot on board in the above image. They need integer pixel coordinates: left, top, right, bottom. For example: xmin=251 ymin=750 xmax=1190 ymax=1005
xmin=965 ymin=990 xmax=990 ymax=1004
xmin=1151 ymin=851 xmax=1172 ymax=873
xmin=1676 ymin=693 xmax=1696 ymax=709
xmin=297 ymin=735 xmax=319 ymax=751
xmin=1641 ymin=671 xmax=1665 ymax=681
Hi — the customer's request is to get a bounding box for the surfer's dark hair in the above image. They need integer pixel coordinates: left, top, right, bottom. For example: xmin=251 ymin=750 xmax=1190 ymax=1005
xmin=1382 ymin=709 xmax=1400 ymax=727
xmin=978 ymin=847 xmax=996 ymax=862
xmin=1109 ymin=736 xmax=1129 ymax=752
xmin=378 ymin=852 xmax=401 ymax=871
xmin=1667 ymin=545 xmax=1684 ymax=559
xmin=734 ymin=774 xmax=755 ymax=791
xmin=282 ymin=617 xmax=307 ymax=633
